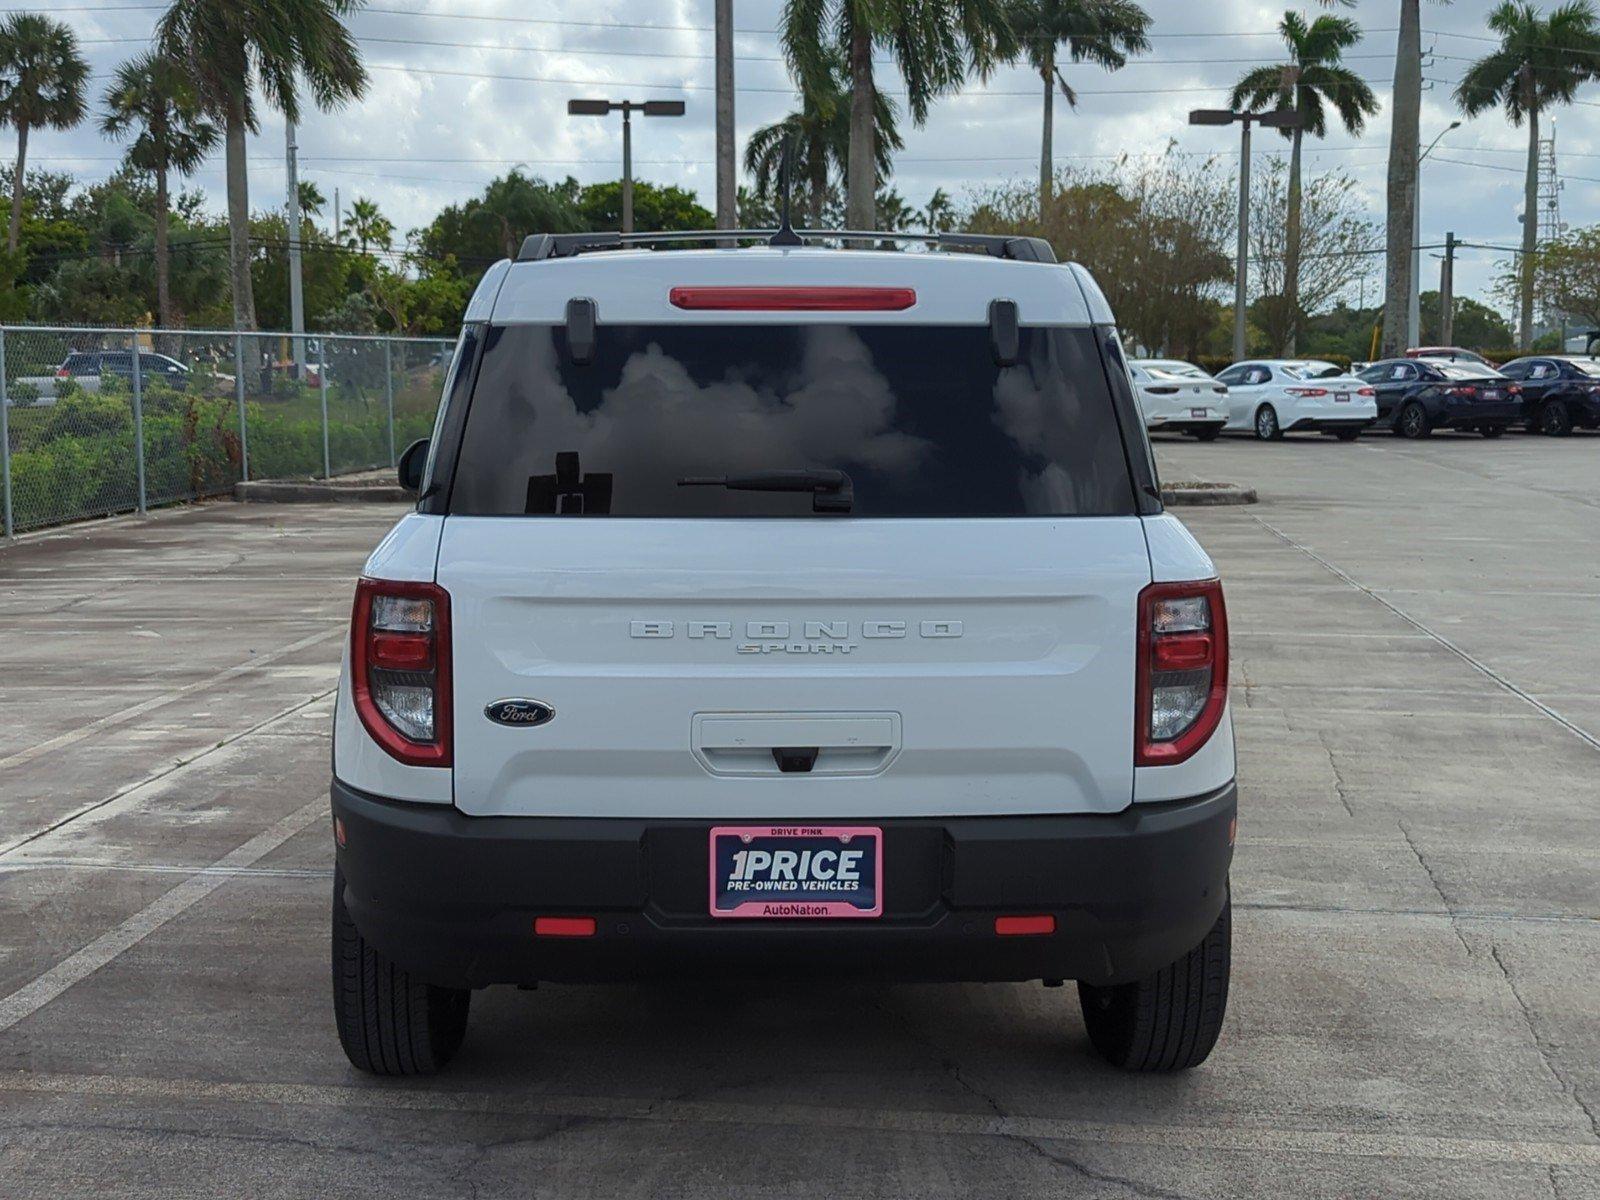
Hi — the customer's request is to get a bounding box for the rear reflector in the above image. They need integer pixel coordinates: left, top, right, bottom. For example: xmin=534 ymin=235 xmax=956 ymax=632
xmin=669 ymin=285 xmax=916 ymax=311
xmin=995 ymin=915 xmax=1056 ymax=936
xmin=535 ymin=916 xmax=597 ymax=937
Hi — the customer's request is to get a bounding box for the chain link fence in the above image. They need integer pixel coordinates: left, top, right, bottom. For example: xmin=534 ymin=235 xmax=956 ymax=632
xmin=0 ymin=326 xmax=455 ymax=536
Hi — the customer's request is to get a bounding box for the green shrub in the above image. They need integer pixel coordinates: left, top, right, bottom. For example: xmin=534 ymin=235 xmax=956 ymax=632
xmin=38 ymin=391 xmax=133 ymax=442
xmin=8 ymin=380 xmax=39 ymax=405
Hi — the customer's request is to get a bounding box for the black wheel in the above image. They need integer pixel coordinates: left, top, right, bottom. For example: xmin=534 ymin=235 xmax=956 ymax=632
xmin=333 ymin=866 xmax=470 ymax=1075
xmin=1191 ymin=426 xmax=1223 ymax=442
xmin=1480 ymin=425 xmax=1506 ymax=439
xmin=1253 ymin=405 xmax=1282 ymax=441
xmin=1397 ymin=402 xmax=1431 ymax=439
xmin=1332 ymin=428 xmax=1361 ymax=442
xmin=1078 ymin=894 xmax=1230 ymax=1072
xmin=1538 ymin=401 xmax=1573 ymax=436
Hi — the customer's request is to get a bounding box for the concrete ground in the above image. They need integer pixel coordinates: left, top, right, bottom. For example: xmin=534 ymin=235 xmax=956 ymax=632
xmin=1 ymin=431 xmax=1597 ymax=1198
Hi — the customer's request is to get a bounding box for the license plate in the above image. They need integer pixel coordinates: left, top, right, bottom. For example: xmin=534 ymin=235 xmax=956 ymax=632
xmin=1190 ymin=407 xmax=1207 ymax=418
xmin=709 ymin=825 xmax=882 ymax=918
xmin=1335 ymin=391 xmax=1351 ymax=402
xmin=1483 ymin=389 xmax=1502 ymax=399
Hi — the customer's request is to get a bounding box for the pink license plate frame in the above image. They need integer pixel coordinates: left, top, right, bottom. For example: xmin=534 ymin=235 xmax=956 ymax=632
xmin=708 ymin=825 xmax=883 ymax=919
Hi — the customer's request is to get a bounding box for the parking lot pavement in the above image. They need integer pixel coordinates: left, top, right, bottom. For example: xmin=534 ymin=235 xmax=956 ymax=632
xmin=2 ymin=436 xmax=1598 ymax=1199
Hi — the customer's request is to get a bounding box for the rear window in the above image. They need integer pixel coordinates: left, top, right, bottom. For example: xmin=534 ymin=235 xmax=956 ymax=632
xmin=448 ymin=323 xmax=1136 ymax=517
xmin=1566 ymin=357 xmax=1600 ymax=377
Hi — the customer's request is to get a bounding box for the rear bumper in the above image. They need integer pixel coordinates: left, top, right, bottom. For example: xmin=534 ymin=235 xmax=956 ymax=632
xmin=1148 ymin=418 xmax=1226 ymax=434
xmin=331 ymin=777 xmax=1236 ymax=989
xmin=1286 ymin=416 xmax=1374 ymax=433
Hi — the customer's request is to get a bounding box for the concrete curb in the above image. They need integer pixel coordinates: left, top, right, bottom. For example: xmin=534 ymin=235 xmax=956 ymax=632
xmin=234 ymin=480 xmax=410 ymax=504
xmin=1161 ymin=481 xmax=1258 ymax=506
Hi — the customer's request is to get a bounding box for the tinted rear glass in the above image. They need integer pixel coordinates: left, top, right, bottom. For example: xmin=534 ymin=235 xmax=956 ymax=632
xmin=1565 ymin=357 xmax=1600 ymax=377
xmin=448 ymin=323 xmax=1136 ymax=517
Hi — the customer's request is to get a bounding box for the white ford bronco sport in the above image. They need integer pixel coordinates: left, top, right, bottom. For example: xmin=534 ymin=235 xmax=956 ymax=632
xmin=330 ymin=227 xmax=1236 ymax=1076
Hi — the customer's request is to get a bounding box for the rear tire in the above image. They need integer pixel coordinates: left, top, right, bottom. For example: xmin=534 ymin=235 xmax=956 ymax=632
xmin=1191 ymin=426 xmax=1223 ymax=442
xmin=1397 ymin=402 xmax=1431 ymax=439
xmin=333 ymin=866 xmax=470 ymax=1075
xmin=1078 ymin=894 xmax=1230 ymax=1072
xmin=1332 ymin=428 xmax=1361 ymax=442
xmin=1538 ymin=401 xmax=1573 ymax=436
xmin=1253 ymin=405 xmax=1282 ymax=441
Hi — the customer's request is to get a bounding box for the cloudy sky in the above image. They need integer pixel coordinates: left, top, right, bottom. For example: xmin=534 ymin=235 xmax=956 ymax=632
xmin=17 ymin=0 xmax=1600 ymax=311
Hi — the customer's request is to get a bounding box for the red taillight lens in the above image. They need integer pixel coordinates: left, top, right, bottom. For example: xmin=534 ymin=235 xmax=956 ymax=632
xmin=1136 ymin=579 xmax=1228 ymax=767
xmin=1285 ymin=386 xmax=1328 ymax=397
xmin=55 ymin=368 xmax=70 ymax=380
xmin=1357 ymin=386 xmax=1375 ymax=396
xmin=1146 ymin=386 xmax=1180 ymax=395
xmin=350 ymin=578 xmax=452 ymax=767
xmin=668 ymin=285 xmax=916 ymax=311
xmin=1445 ymin=386 xmax=1475 ymax=397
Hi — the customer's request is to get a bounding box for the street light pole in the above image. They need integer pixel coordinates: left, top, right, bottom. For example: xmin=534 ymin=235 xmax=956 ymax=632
xmin=285 ymin=119 xmax=307 ymax=380
xmin=1410 ymin=120 xmax=1461 ymax=347
xmin=1190 ymin=107 xmax=1300 ymax=363
xmin=1235 ymin=117 xmax=1251 ymax=363
xmin=568 ymin=99 xmax=687 ymax=234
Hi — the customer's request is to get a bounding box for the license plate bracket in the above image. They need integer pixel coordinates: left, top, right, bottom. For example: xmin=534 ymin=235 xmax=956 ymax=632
xmin=709 ymin=825 xmax=882 ymax=918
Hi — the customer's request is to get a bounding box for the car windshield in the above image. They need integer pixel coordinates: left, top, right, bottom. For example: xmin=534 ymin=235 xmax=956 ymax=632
xmin=449 ymin=322 xmax=1139 ymax=518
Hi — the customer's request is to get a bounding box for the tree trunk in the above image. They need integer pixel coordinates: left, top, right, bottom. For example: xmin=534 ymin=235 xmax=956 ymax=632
xmin=1519 ymin=70 xmax=1539 ymax=350
xmin=1381 ymin=0 xmax=1420 ymax=356
xmin=1284 ymin=125 xmax=1303 ymax=356
xmin=8 ymin=121 xmax=28 ymax=255
xmin=155 ymin=163 xmax=172 ymax=334
xmin=846 ymin=21 xmax=876 ymax=234
xmin=714 ymin=0 xmax=736 ymax=230
xmin=809 ymin=134 xmax=827 ymax=227
xmin=223 ymin=105 xmax=257 ymax=333
xmin=1040 ymin=58 xmax=1054 ymax=214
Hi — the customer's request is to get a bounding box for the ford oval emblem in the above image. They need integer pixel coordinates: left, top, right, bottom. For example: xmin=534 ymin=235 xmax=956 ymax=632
xmin=485 ymin=699 xmax=555 ymax=727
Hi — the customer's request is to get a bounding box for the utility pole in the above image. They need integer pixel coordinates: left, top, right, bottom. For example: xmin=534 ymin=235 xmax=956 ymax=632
xmin=1439 ymin=231 xmax=1456 ymax=346
xmin=1189 ymin=107 xmax=1300 ymax=362
xmin=714 ymin=0 xmax=736 ymax=230
xmin=1411 ymin=120 xmax=1460 ymax=347
xmin=333 ymin=187 xmax=341 ymax=246
xmin=285 ymin=120 xmax=307 ymax=379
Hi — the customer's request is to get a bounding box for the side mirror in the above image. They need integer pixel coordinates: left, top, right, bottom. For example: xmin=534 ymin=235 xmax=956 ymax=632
xmin=398 ymin=438 xmax=430 ymax=494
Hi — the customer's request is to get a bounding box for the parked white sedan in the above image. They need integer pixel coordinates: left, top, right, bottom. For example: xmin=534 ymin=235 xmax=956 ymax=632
xmin=1213 ymin=359 xmax=1377 ymax=441
xmin=1128 ymin=359 xmax=1227 ymax=440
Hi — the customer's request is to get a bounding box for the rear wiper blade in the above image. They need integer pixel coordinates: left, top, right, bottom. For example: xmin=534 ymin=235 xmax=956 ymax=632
xmin=677 ymin=469 xmax=853 ymax=513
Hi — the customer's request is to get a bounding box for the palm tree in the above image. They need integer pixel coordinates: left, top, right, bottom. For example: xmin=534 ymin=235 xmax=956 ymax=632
xmin=1456 ymin=1 xmax=1600 ymax=348
xmin=1006 ymin=1 xmax=1151 ymax=208
xmin=0 ymin=13 xmax=88 ymax=254
xmin=922 ymin=187 xmax=956 ymax=233
xmin=1382 ymin=0 xmax=1449 ymax=356
xmin=346 ymin=196 xmax=394 ymax=253
xmin=157 ymin=0 xmax=366 ymax=334
xmin=783 ymin=0 xmax=1016 ymax=232
xmin=1231 ymin=10 xmax=1377 ymax=354
xmin=745 ymin=50 xmax=902 ymax=227
xmin=298 ymin=179 xmax=326 ymax=220
xmin=101 ymin=52 xmax=219 ymax=332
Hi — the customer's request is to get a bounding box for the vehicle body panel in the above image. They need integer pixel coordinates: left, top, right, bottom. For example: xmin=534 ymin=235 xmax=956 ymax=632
xmin=1129 ymin=359 xmax=1227 ymax=434
xmin=1358 ymin=358 xmax=1524 ymax=431
xmin=1215 ymin=360 xmax=1376 ymax=435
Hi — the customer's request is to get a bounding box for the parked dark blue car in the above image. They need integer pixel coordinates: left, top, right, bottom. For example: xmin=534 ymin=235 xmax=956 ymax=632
xmin=1496 ymin=356 xmax=1600 ymax=436
xmin=1357 ymin=358 xmax=1523 ymax=438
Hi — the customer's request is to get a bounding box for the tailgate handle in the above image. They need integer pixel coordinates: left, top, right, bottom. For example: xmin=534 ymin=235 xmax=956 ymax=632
xmin=693 ymin=713 xmax=901 ymax=778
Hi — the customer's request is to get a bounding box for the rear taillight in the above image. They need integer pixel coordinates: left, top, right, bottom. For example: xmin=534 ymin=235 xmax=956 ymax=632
xmin=1508 ymin=385 xmax=1522 ymax=395
xmin=668 ymin=286 xmax=915 ymax=311
xmin=55 ymin=367 xmax=70 ymax=380
xmin=1357 ymin=386 xmax=1375 ymax=396
xmin=1445 ymin=386 xmax=1476 ymax=397
xmin=1285 ymin=386 xmax=1328 ymax=397
xmin=1146 ymin=386 xmax=1179 ymax=395
xmin=1213 ymin=385 xmax=1227 ymax=394
xmin=1136 ymin=579 xmax=1228 ymax=766
xmin=350 ymin=578 xmax=451 ymax=766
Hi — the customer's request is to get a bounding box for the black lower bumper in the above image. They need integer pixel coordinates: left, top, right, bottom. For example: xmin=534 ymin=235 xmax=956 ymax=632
xmin=1287 ymin=416 xmax=1373 ymax=433
xmin=331 ymin=778 xmax=1236 ymax=989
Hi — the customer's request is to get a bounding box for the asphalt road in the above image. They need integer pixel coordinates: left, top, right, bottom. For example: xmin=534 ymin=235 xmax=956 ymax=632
xmin=1 ymin=430 xmax=1597 ymax=1198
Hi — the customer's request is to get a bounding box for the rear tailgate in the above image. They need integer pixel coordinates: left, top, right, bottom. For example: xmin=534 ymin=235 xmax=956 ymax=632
xmin=440 ymin=517 xmax=1148 ymax=818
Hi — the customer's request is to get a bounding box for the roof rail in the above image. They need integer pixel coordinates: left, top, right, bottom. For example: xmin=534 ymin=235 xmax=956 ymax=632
xmin=516 ymin=229 xmax=1056 ymax=264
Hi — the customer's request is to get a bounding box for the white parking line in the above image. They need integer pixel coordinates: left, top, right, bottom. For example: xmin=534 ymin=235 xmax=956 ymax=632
xmin=0 ymin=627 xmax=342 ymax=772
xmin=0 ymin=1069 xmax=1595 ymax=1169
xmin=0 ymin=798 xmax=327 ymax=1035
